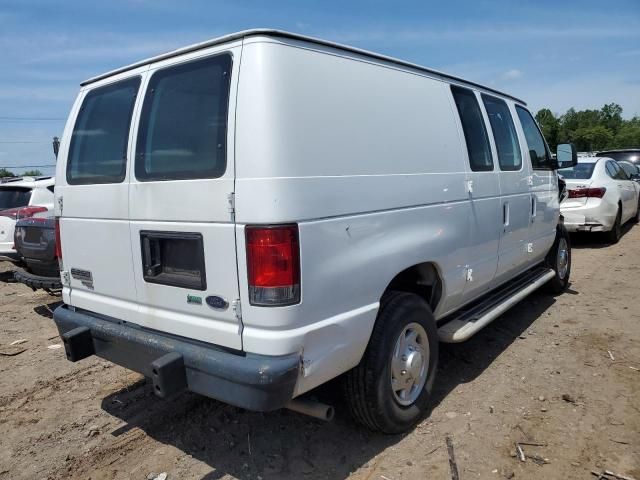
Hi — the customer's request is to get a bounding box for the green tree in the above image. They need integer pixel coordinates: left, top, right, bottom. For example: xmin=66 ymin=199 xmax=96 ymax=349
xmin=0 ymin=168 xmax=16 ymax=178
xmin=21 ymin=169 xmax=43 ymax=177
xmin=535 ymin=108 xmax=559 ymax=148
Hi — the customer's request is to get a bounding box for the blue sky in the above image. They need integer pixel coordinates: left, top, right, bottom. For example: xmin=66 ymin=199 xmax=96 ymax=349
xmin=1 ymin=0 xmax=639 ymax=175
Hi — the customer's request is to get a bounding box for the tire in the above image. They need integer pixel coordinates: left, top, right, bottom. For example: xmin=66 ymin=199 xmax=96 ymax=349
xmin=344 ymin=291 xmax=439 ymax=434
xmin=544 ymin=224 xmax=571 ymax=294
xmin=605 ymin=206 xmax=622 ymax=244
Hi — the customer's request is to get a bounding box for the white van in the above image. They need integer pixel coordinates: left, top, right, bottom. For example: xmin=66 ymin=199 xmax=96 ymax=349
xmin=53 ymin=30 xmax=577 ymax=433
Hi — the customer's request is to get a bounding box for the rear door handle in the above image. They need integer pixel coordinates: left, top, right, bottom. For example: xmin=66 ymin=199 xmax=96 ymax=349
xmin=531 ymin=195 xmax=537 ymax=219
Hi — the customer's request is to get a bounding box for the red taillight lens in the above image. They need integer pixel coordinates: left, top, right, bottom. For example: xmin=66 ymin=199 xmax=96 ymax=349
xmin=568 ymin=187 xmax=606 ymax=199
xmin=246 ymin=224 xmax=300 ymax=306
xmin=0 ymin=206 xmax=48 ymax=220
xmin=54 ymin=218 xmax=62 ymax=259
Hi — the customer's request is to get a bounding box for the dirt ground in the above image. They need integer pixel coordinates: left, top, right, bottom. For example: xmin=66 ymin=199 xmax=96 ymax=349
xmin=1 ymin=227 xmax=639 ymax=480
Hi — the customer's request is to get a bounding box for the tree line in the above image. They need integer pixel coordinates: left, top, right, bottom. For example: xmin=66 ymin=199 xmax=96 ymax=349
xmin=0 ymin=168 xmax=43 ymax=178
xmin=536 ymin=103 xmax=640 ymax=152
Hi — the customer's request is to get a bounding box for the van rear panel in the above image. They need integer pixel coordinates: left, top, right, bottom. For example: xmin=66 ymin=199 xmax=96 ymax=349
xmin=56 ymin=42 xmax=243 ymax=350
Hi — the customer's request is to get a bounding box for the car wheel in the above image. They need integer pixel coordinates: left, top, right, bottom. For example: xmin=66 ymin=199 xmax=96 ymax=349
xmin=344 ymin=291 xmax=438 ymax=434
xmin=605 ymin=206 xmax=622 ymax=244
xmin=545 ymin=224 xmax=571 ymax=294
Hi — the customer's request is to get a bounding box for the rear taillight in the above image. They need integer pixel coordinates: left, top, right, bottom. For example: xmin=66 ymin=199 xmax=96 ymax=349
xmin=54 ymin=218 xmax=62 ymax=259
xmin=246 ymin=224 xmax=300 ymax=306
xmin=0 ymin=206 xmax=48 ymax=220
xmin=568 ymin=187 xmax=606 ymax=199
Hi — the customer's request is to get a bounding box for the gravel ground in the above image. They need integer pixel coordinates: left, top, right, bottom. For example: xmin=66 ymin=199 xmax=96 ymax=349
xmin=1 ymin=226 xmax=639 ymax=480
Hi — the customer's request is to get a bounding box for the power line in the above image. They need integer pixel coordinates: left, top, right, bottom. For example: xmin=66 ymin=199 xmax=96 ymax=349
xmin=1 ymin=164 xmax=56 ymax=168
xmin=0 ymin=116 xmax=65 ymax=121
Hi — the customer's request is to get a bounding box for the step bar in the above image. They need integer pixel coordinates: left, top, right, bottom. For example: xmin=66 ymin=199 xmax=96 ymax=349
xmin=438 ymin=267 xmax=555 ymax=343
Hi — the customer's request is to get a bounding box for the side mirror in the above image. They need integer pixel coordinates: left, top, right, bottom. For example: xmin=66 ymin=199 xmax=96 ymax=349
xmin=555 ymin=143 xmax=578 ymax=169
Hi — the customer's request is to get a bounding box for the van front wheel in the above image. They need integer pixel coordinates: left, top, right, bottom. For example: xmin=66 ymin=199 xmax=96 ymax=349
xmin=544 ymin=224 xmax=571 ymax=294
xmin=344 ymin=291 xmax=438 ymax=434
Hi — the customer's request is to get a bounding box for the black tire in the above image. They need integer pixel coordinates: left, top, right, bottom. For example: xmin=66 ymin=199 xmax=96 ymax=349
xmin=344 ymin=291 xmax=439 ymax=434
xmin=544 ymin=224 xmax=571 ymax=294
xmin=605 ymin=206 xmax=622 ymax=244
xmin=13 ymin=267 xmax=62 ymax=291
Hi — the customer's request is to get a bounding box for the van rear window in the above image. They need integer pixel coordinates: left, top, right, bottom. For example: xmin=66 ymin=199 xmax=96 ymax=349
xmin=0 ymin=187 xmax=31 ymax=210
xmin=135 ymin=54 xmax=232 ymax=181
xmin=67 ymin=77 xmax=140 ymax=185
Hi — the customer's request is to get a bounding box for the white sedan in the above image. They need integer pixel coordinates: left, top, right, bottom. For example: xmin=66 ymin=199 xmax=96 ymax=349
xmin=559 ymin=157 xmax=640 ymax=243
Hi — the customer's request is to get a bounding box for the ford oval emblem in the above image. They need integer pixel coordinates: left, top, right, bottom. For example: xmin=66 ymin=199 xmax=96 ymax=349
xmin=206 ymin=296 xmax=229 ymax=310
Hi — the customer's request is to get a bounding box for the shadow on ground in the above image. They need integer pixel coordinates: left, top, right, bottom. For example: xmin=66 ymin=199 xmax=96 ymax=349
xmin=570 ymin=222 xmax=634 ymax=249
xmin=33 ymin=300 xmax=63 ymax=319
xmin=101 ymin=291 xmax=560 ymax=480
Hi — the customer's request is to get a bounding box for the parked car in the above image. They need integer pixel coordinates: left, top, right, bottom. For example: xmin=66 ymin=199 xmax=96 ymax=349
xmin=53 ymin=29 xmax=577 ymax=433
xmin=617 ymin=160 xmax=640 ymax=183
xmin=560 ymin=157 xmax=640 ymax=242
xmin=596 ymin=149 xmax=640 ymax=165
xmin=0 ymin=177 xmax=55 ymax=261
xmin=13 ymin=215 xmax=62 ymax=291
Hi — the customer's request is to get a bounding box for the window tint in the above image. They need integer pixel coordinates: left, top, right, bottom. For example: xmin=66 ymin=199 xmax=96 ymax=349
xmin=611 ymin=161 xmax=629 ymax=180
xmin=605 ymin=161 xmax=618 ymax=179
xmin=67 ymin=77 xmax=140 ymax=185
xmin=451 ymin=86 xmax=493 ymax=171
xmin=515 ymin=106 xmax=551 ymax=170
xmin=482 ymin=95 xmax=522 ymax=171
xmin=619 ymin=161 xmax=639 ymax=177
xmin=558 ymin=162 xmax=596 ymax=179
xmin=0 ymin=187 xmax=31 ymax=209
xmin=135 ymin=54 xmax=232 ymax=181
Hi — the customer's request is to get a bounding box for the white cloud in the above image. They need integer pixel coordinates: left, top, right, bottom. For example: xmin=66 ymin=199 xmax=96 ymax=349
xmin=501 ymin=69 xmax=523 ymax=81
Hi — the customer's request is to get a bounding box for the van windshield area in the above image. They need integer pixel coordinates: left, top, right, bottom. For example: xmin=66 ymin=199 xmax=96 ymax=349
xmin=0 ymin=187 xmax=32 ymax=210
xmin=558 ymin=162 xmax=596 ymax=179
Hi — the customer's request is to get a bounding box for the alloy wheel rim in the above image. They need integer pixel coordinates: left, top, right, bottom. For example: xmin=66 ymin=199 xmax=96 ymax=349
xmin=390 ymin=322 xmax=429 ymax=406
xmin=557 ymin=237 xmax=569 ymax=280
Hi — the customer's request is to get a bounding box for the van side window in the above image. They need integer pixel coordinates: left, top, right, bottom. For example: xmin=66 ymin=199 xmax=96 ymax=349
xmin=515 ymin=106 xmax=552 ymax=170
xmin=450 ymin=86 xmax=493 ymax=171
xmin=67 ymin=77 xmax=141 ymax=185
xmin=135 ymin=54 xmax=232 ymax=181
xmin=482 ymin=95 xmax=522 ymax=171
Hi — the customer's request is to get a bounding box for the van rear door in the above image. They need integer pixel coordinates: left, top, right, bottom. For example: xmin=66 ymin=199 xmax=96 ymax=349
xmin=128 ymin=46 xmax=242 ymax=350
xmin=57 ymin=70 xmax=145 ymax=321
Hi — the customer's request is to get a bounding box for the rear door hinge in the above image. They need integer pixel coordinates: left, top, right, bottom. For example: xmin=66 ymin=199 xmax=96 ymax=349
xmin=232 ymin=299 xmax=242 ymax=321
xmin=227 ymin=192 xmax=235 ymax=215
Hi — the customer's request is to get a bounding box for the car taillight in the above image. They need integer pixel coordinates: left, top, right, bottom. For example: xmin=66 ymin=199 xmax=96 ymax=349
xmin=54 ymin=218 xmax=62 ymax=259
xmin=246 ymin=224 xmax=300 ymax=306
xmin=567 ymin=187 xmax=606 ymax=199
xmin=0 ymin=206 xmax=48 ymax=220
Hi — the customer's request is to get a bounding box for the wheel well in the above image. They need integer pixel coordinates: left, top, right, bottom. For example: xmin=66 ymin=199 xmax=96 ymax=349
xmin=384 ymin=262 xmax=443 ymax=312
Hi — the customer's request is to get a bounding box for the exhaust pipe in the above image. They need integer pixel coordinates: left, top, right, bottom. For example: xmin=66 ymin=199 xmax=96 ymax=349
xmin=286 ymin=398 xmax=335 ymax=421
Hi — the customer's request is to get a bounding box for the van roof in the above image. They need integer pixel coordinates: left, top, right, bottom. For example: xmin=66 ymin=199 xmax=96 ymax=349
xmin=81 ymin=29 xmax=527 ymax=105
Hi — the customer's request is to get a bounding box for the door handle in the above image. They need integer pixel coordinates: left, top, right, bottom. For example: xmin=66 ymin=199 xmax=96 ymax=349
xmin=503 ymin=202 xmax=510 ymax=229
xmin=531 ymin=195 xmax=537 ymax=219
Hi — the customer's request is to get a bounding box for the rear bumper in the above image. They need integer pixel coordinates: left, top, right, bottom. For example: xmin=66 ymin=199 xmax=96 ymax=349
xmin=14 ymin=266 xmax=62 ymax=290
xmin=53 ymin=305 xmax=301 ymax=411
xmin=561 ymin=203 xmax=617 ymax=232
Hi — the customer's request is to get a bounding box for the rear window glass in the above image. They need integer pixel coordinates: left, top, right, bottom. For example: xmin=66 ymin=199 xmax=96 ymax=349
xmin=135 ymin=54 xmax=232 ymax=181
xmin=67 ymin=77 xmax=141 ymax=185
xmin=558 ymin=162 xmax=596 ymax=179
xmin=482 ymin=95 xmax=522 ymax=171
xmin=451 ymin=86 xmax=493 ymax=171
xmin=0 ymin=187 xmax=31 ymax=210
xmin=596 ymin=151 xmax=640 ymax=164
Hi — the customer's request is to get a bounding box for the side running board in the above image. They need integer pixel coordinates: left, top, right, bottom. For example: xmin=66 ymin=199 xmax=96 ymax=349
xmin=438 ymin=267 xmax=555 ymax=343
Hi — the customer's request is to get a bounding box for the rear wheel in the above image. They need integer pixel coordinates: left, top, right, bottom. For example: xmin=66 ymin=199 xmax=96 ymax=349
xmin=344 ymin=291 xmax=438 ymax=434
xmin=545 ymin=224 xmax=571 ymax=294
xmin=605 ymin=206 xmax=622 ymax=244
